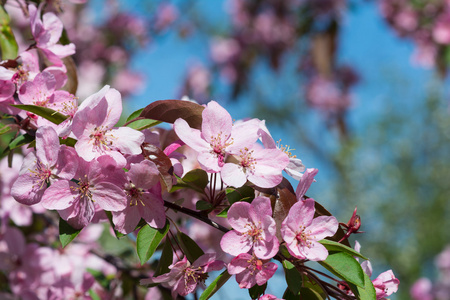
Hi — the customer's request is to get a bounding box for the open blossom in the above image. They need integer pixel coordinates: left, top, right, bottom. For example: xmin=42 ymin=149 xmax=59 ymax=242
xmin=140 ymin=254 xmax=224 ymax=297
xmin=112 ymin=160 xmax=166 ymax=234
xmin=173 ymin=100 xmax=260 ymax=173
xmin=258 ymin=122 xmax=305 ymax=181
xmin=28 ymin=4 xmax=76 ymax=65
xmin=11 ymin=126 xmax=78 ymax=205
xmin=220 ymin=145 xmax=289 ymax=188
xmin=281 ymin=198 xmax=338 ymax=261
xmin=40 ymin=155 xmax=127 ymax=229
xmin=220 ymin=196 xmax=279 ymax=259
xmin=227 ymin=253 xmax=277 ymax=289
xmin=295 ymin=168 xmax=318 ymax=200
xmin=372 ymin=270 xmax=400 ymax=299
xmin=72 ymin=85 xmax=144 ymax=166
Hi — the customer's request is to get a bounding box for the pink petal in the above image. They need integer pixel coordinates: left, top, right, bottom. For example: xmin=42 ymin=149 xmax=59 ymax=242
xmin=253 ymin=237 xmax=279 ymax=260
xmin=299 ymin=241 xmax=329 ymax=261
xmin=227 ymin=201 xmax=251 ymax=231
xmin=128 ymin=160 xmax=159 ymax=189
xmin=41 ymin=180 xmax=77 ymax=210
xmin=173 ymin=118 xmax=209 ymax=152
xmin=110 ymin=127 xmax=144 ymax=155
xmin=296 ymin=168 xmax=318 ymax=200
xmin=113 ymin=206 xmax=140 ymax=234
xmin=11 ymin=172 xmax=46 ymax=205
xmin=227 ymin=253 xmax=252 ymax=274
xmin=227 ymin=118 xmax=261 ymax=153
xmin=220 ymin=163 xmax=247 ymax=188
xmin=90 ymin=182 xmax=126 ymax=211
xmin=308 ymin=215 xmax=339 ymax=241
xmin=35 ymin=126 xmax=60 ymax=166
xmin=140 ymin=194 xmax=166 ymax=229
xmin=197 ymin=151 xmax=222 ymax=173
xmin=255 ymin=262 xmax=277 ymax=286
xmin=286 ymin=198 xmax=315 ymax=229
xmin=201 ymin=101 xmax=232 ymax=144
xmin=220 ymin=230 xmax=252 ymax=256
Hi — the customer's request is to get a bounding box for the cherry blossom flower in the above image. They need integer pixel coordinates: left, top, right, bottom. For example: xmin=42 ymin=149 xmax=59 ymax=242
xmin=221 ymin=145 xmax=290 ymax=188
xmin=140 ymin=253 xmax=224 ymax=297
xmin=72 ymin=85 xmax=144 ymax=166
xmin=28 ymin=4 xmax=76 ymax=65
xmin=11 ymin=126 xmax=78 ymax=205
xmin=372 ymin=270 xmax=400 ymax=300
xmin=227 ymin=253 xmax=277 ymax=289
xmin=258 ymin=295 xmax=282 ymax=300
xmin=220 ymin=196 xmax=279 ymax=259
xmin=281 ymin=198 xmax=338 ymax=261
xmin=174 ymin=100 xmax=260 ymax=173
xmin=112 ymin=160 xmax=166 ymax=234
xmin=41 ymin=155 xmax=127 ymax=229
xmin=258 ymin=123 xmax=305 ymax=181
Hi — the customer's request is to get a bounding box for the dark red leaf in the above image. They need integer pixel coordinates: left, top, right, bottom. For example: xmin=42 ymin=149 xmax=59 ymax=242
xmin=142 ymin=143 xmax=174 ymax=192
xmin=139 ymin=100 xmax=205 ymax=129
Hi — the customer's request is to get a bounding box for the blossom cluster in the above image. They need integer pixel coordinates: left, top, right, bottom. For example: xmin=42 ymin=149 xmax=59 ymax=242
xmin=380 ymin=0 xmax=450 ymax=70
xmin=0 ymin=2 xmax=400 ymax=299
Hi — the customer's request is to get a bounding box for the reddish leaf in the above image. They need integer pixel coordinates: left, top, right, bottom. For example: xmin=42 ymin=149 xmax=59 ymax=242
xmin=139 ymin=100 xmax=205 ymax=129
xmin=142 ymin=143 xmax=174 ymax=191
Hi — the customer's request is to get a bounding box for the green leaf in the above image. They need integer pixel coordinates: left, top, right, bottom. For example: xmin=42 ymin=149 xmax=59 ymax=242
xmin=59 ymin=137 xmax=77 ymax=147
xmin=0 ymin=6 xmax=18 ymax=60
xmin=282 ymin=287 xmax=298 ymax=300
xmin=88 ymin=289 xmax=101 ymax=300
xmin=196 ymin=200 xmax=213 ymax=211
xmin=171 ymin=169 xmax=209 ymax=194
xmin=348 ymin=271 xmax=376 ymax=300
xmin=199 ymin=270 xmax=231 ymax=300
xmin=87 ymin=268 xmax=110 ymax=290
xmin=299 ymin=287 xmax=325 ymax=299
xmin=136 ymin=221 xmax=170 ymax=265
xmin=319 ymin=252 xmax=365 ymax=288
xmin=12 ymin=105 xmax=69 ymax=125
xmin=176 ymin=231 xmax=204 ymax=263
xmin=139 ymin=99 xmax=205 ymax=129
xmin=249 ymin=282 xmax=267 ymax=299
xmin=319 ymin=239 xmax=368 ymax=260
xmin=126 ymin=108 xmax=144 ymax=122
xmin=154 ymin=238 xmax=173 ymax=277
xmin=283 ymin=260 xmax=302 ymax=295
xmin=0 ymin=123 xmax=12 ymax=135
xmin=8 ymin=134 xmax=34 ymax=150
xmin=226 ymin=185 xmax=255 ymax=204
xmin=59 ymin=218 xmax=82 ymax=248
xmin=126 ymin=118 xmax=161 ymax=131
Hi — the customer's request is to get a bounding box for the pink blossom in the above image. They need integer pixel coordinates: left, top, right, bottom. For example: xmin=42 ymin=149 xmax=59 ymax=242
xmin=112 ymin=160 xmax=166 ymax=234
xmin=410 ymin=278 xmax=433 ymax=300
xmin=72 ymin=85 xmax=144 ymax=166
xmin=41 ymin=155 xmax=127 ymax=229
xmin=140 ymin=254 xmax=224 ymax=297
xmin=258 ymin=295 xmax=282 ymax=300
xmin=433 ymin=13 xmax=450 ymax=44
xmin=220 ymin=196 xmax=279 ymax=259
xmin=221 ymin=146 xmax=289 ymax=188
xmin=11 ymin=126 xmax=78 ymax=205
xmin=28 ymin=4 xmax=75 ymax=65
xmin=258 ymin=123 xmax=305 ymax=181
xmin=227 ymin=253 xmax=277 ymax=289
xmin=372 ymin=270 xmax=400 ymax=299
xmin=281 ymin=198 xmax=338 ymax=261
xmin=174 ymin=100 xmax=259 ymax=173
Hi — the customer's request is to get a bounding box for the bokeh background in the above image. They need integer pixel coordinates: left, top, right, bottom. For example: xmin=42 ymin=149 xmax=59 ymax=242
xmin=4 ymin=0 xmax=450 ymax=299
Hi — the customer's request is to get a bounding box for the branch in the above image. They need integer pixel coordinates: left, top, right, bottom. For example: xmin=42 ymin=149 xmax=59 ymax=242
xmin=163 ymin=200 xmax=230 ymax=233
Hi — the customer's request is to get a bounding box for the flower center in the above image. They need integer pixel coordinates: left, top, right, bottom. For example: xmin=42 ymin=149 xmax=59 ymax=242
xmin=89 ymin=126 xmax=114 ymax=151
xmin=71 ymin=176 xmax=93 ymax=201
xmin=183 ymin=266 xmax=208 ymax=290
xmin=245 ymin=222 xmax=263 ymax=242
xmin=29 ymin=160 xmax=52 ymax=190
xmin=246 ymin=256 xmax=264 ymax=275
xmin=127 ymin=184 xmax=145 ymax=207
xmin=295 ymin=225 xmax=314 ymax=248
xmin=239 ymin=148 xmax=257 ymax=171
xmin=210 ymin=132 xmax=233 ymax=167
